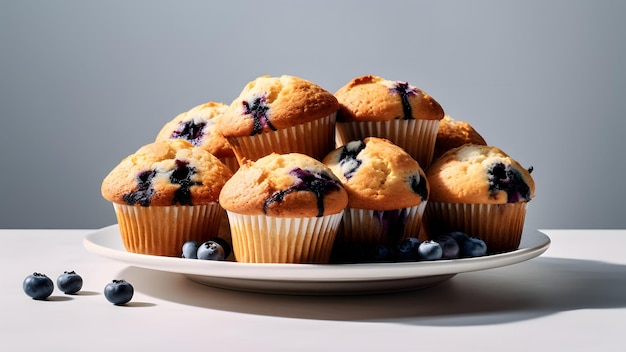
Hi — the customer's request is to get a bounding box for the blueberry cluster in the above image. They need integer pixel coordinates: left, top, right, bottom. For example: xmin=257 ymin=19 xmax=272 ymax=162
xmin=23 ymin=271 xmax=134 ymax=305
xmin=330 ymin=231 xmax=487 ymax=263
xmin=181 ymin=238 xmax=231 ymax=261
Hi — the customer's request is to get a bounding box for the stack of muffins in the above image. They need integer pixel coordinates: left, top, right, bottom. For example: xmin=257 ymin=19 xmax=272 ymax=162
xmin=101 ymin=74 xmax=535 ymax=263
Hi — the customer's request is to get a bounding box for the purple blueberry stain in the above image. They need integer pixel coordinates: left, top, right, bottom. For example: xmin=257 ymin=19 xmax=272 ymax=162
xmin=408 ymin=173 xmax=428 ymax=201
xmin=374 ymin=208 xmax=409 ymax=244
xmin=170 ymin=120 xmax=207 ymax=146
xmin=123 ymin=170 xmax=157 ymax=206
xmin=242 ymin=94 xmax=276 ymax=136
xmin=170 ymin=159 xmax=201 ymax=205
xmin=389 ymin=81 xmax=420 ymax=120
xmin=122 ymin=160 xmax=200 ymax=206
xmin=488 ymin=162 xmax=531 ymax=202
xmin=338 ymin=140 xmax=366 ymax=179
xmin=264 ymin=168 xmax=342 ymax=217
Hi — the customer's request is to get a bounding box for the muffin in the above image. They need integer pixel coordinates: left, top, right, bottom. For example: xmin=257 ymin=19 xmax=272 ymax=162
xmin=334 ymin=75 xmax=444 ymax=168
xmin=219 ymin=153 xmax=348 ymax=263
xmin=101 ymin=139 xmax=233 ymax=257
xmin=218 ymin=75 xmax=339 ymax=165
xmin=155 ymin=101 xmax=239 ymax=172
xmin=433 ymin=115 xmax=487 ymax=160
xmin=424 ymin=144 xmax=535 ymax=253
xmin=323 ymin=137 xmax=430 ymax=248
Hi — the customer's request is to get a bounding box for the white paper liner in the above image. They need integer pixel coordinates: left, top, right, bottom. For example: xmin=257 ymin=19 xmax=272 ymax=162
xmin=424 ymin=201 xmax=528 ymax=253
xmin=226 ymin=211 xmax=344 ymax=263
xmin=335 ymin=119 xmax=440 ymax=168
xmin=113 ymin=203 xmax=224 ymax=256
xmin=227 ymin=112 xmax=336 ymax=164
xmin=338 ymin=203 xmax=427 ymax=245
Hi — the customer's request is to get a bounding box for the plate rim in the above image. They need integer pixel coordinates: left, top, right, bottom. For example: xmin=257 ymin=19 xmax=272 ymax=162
xmin=83 ymin=224 xmax=551 ymax=283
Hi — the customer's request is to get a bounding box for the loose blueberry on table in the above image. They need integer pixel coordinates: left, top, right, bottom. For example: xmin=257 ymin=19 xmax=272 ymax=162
xmin=104 ymin=279 xmax=134 ymax=305
xmin=23 ymin=272 xmax=54 ymax=300
xmin=57 ymin=271 xmax=83 ymax=294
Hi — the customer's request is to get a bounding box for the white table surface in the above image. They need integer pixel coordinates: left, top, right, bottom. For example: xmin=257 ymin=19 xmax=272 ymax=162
xmin=2 ymin=228 xmax=624 ymax=352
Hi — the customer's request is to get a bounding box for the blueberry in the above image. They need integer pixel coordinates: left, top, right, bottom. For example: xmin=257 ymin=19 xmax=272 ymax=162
xmin=57 ymin=271 xmax=83 ymax=294
xmin=197 ymin=240 xmax=225 ymax=260
xmin=461 ymin=237 xmax=488 ymax=257
xmin=370 ymin=244 xmax=395 ymax=262
xmin=181 ymin=240 xmax=199 ymax=259
xmin=23 ymin=272 xmax=54 ymax=300
xmin=208 ymin=237 xmax=231 ymax=259
xmin=487 ymin=162 xmax=531 ymax=203
xmin=417 ymin=240 xmax=443 ymax=261
xmin=435 ymin=235 xmax=460 ymax=259
xmin=104 ymin=279 xmax=134 ymax=305
xmin=397 ymin=237 xmax=421 ymax=261
xmin=447 ymin=231 xmax=470 ymax=246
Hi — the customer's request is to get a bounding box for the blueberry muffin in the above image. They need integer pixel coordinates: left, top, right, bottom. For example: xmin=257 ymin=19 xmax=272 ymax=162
xmin=323 ymin=137 xmax=429 ymax=247
xmin=219 ymin=152 xmax=348 ymax=263
xmin=334 ymin=75 xmax=444 ymax=168
xmin=425 ymin=144 xmax=535 ymax=253
xmin=218 ymin=75 xmax=339 ymax=164
xmin=156 ymin=101 xmax=239 ymax=172
xmin=433 ymin=115 xmax=487 ymax=160
xmin=101 ymin=139 xmax=233 ymax=256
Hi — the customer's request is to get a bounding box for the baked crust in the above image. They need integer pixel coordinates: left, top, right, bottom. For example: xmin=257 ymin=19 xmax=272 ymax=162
xmin=433 ymin=115 xmax=487 ymax=159
xmin=334 ymin=75 xmax=444 ymax=122
xmin=218 ymin=75 xmax=339 ymax=137
xmin=156 ymin=101 xmax=234 ymax=159
xmin=323 ymin=137 xmax=429 ymax=210
xmin=426 ymin=144 xmax=535 ymax=204
xmin=219 ymin=153 xmax=348 ymax=217
xmin=101 ymin=139 xmax=233 ymax=206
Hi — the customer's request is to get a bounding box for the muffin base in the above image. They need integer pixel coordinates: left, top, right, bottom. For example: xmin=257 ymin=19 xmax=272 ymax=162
xmin=226 ymin=211 xmax=343 ymax=263
xmin=424 ymin=202 xmax=528 ymax=253
xmin=335 ymin=119 xmax=439 ymax=168
xmin=227 ymin=112 xmax=336 ymax=164
xmin=337 ymin=203 xmax=427 ymax=246
xmin=113 ymin=203 xmax=224 ymax=257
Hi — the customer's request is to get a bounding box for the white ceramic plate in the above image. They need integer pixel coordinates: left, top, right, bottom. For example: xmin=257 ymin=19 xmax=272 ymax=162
xmin=83 ymin=224 xmax=550 ymax=295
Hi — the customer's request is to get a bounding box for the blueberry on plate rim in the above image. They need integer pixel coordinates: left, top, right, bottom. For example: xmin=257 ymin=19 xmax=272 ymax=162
xmin=197 ymin=240 xmax=226 ymax=261
xmin=417 ymin=240 xmax=443 ymax=261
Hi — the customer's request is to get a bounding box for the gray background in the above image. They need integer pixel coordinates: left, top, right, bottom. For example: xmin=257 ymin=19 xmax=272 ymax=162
xmin=1 ymin=0 xmax=624 ymax=230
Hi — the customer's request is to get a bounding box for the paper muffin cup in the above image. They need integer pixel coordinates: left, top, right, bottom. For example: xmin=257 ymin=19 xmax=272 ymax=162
xmin=112 ymin=202 xmax=224 ymax=257
xmin=424 ymin=201 xmax=528 ymax=254
xmin=335 ymin=119 xmax=440 ymax=169
xmin=226 ymin=112 xmax=336 ymax=164
xmin=219 ymin=155 xmax=240 ymax=173
xmin=225 ymin=211 xmax=344 ymax=263
xmin=337 ymin=203 xmax=427 ymax=246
